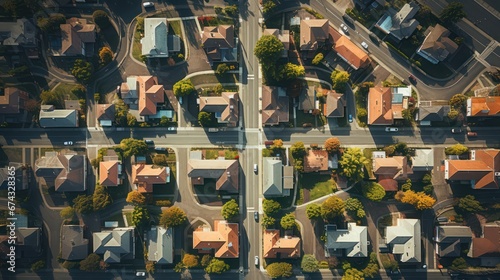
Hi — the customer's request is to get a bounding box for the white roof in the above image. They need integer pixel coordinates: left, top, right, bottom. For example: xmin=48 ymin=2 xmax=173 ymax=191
xmin=386 ymin=219 xmax=421 ymax=262
xmin=326 ymin=223 xmax=368 ymax=257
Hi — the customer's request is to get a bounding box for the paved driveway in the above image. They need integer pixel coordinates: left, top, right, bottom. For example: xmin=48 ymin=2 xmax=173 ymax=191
xmin=183 ymin=19 xmax=212 ymax=73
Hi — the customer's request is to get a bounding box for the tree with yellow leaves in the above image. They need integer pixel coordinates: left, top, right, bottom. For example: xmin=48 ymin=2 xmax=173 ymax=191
xmin=396 ymin=190 xmax=435 ymax=210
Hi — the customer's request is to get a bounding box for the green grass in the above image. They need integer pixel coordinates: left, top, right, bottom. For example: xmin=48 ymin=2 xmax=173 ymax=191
xmin=224 ymin=149 xmax=238 ymax=159
xmin=52 ymin=83 xmax=80 ymax=101
xmin=132 ymin=26 xmax=143 ymax=61
xmin=168 ymin=21 xmax=182 ymax=38
xmin=189 ymin=74 xmax=239 ymax=85
xmin=204 ymin=149 xmax=219 ymax=159
xmin=123 ymin=212 xmax=133 ymax=227
xmin=297 ymin=173 xmax=336 ymax=205
xmin=363 ymin=148 xmax=376 ymax=179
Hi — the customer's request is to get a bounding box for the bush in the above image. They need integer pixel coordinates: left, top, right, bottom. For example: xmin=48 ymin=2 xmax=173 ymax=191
xmin=92 ymin=10 xmax=110 ymax=29
xmin=301 ymin=254 xmax=319 ymax=273
xmin=62 ymin=260 xmax=79 ymax=270
xmin=312 ymin=53 xmax=324 ymax=65
xmin=216 ymin=63 xmax=229 ymax=75
xmin=173 ymin=79 xmax=195 ymax=97
xmin=31 ymin=260 xmax=45 ymax=271
xmin=361 ymin=182 xmax=386 ymax=202
xmin=155 ymin=199 xmax=172 ymax=207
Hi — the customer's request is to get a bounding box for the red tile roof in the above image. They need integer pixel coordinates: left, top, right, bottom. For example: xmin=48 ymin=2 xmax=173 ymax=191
xmin=263 ymin=230 xmax=301 ymax=258
xmin=446 ymin=149 xmax=500 ymax=189
xmin=334 ymin=36 xmax=370 ymax=70
xmin=131 ymin=164 xmax=168 ymax=193
xmin=368 ymin=87 xmax=393 ymax=125
xmin=99 ymin=160 xmax=120 ymax=187
xmin=468 ymin=96 xmax=500 ymax=117
xmin=470 ymin=223 xmax=500 ymax=258
xmin=193 ymin=220 xmax=239 ymax=258
xmin=137 ymin=76 xmax=164 ymax=116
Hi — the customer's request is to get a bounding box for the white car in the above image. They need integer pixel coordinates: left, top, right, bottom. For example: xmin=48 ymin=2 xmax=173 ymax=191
xmin=142 ymin=2 xmax=154 ymax=8
xmin=135 ymin=270 xmax=146 ymax=277
xmin=340 ymin=23 xmax=348 ymax=33
xmin=361 ymin=41 xmax=368 ymax=49
xmin=385 ymin=127 xmax=398 ymax=132
xmin=254 ymin=256 xmax=259 ymax=266
xmin=63 ymin=141 xmax=73 ymax=146
xmin=167 ymin=127 xmax=176 ymax=131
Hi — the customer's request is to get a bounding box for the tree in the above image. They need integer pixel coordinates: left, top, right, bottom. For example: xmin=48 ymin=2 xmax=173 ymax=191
xmin=361 ymin=182 xmax=385 ymax=202
xmin=306 ymin=203 xmax=322 ymax=220
xmin=173 ymin=79 xmax=195 ymax=97
xmin=79 ymin=254 xmax=102 ymax=272
xmin=447 ymin=109 xmax=459 ymax=120
xmin=342 ymin=267 xmax=364 ymax=280
xmin=126 ymin=191 xmax=146 ymax=205
xmin=201 ymin=255 xmax=212 ymax=267
xmin=159 ymin=116 xmax=170 ymax=127
xmin=402 ymin=109 xmax=413 ymax=122
xmin=127 ymin=113 xmax=137 ymax=127
xmin=262 ymin=0 xmax=277 ymax=15
xmin=92 ymin=184 xmax=112 ymax=211
xmin=266 ymin=262 xmax=293 ymax=278
xmin=445 ymin=144 xmax=469 ymax=155
xmin=198 ymin=111 xmax=213 ymax=127
xmin=152 ymin=154 xmax=168 ymax=166
xmin=344 ymin=198 xmax=365 ymax=218
xmin=254 ymin=35 xmax=284 ymax=67
xmin=301 ymin=254 xmax=319 ymax=273
xmin=396 ymin=190 xmax=436 ymax=210
xmin=60 ymin=206 xmax=75 ymax=219
xmin=312 ymin=53 xmax=324 ymax=65
xmin=262 ymin=215 xmax=276 ymax=228
xmin=321 ymin=196 xmax=345 ymax=220
xmin=73 ymin=195 xmax=94 ymax=214
xmin=205 ymin=258 xmax=230 ymax=274
xmin=263 ymin=199 xmax=281 ymax=216
xmin=440 ymin=2 xmax=466 ymax=24
xmin=31 ymin=260 xmax=45 ymax=271
xmin=331 ymin=70 xmax=350 ymax=92
xmin=92 ymin=10 xmax=110 ymax=29
xmin=71 ymin=84 xmax=87 ymax=99
xmin=450 ymin=257 xmax=468 ymax=270
xmin=160 ymin=206 xmax=187 ymax=227
xmin=71 ymin=59 xmax=93 ymax=84
xmin=291 ymin=141 xmax=307 ymax=159
xmin=99 ymin=47 xmax=113 ymax=65
xmin=458 ymin=195 xmax=484 ymax=213
xmin=276 ymin=63 xmax=305 ymax=81
xmin=216 ymin=63 xmax=229 ymax=75
xmin=119 ymin=138 xmax=148 ymax=158
xmin=38 ymin=14 xmax=66 ymax=33
xmin=325 ymin=137 xmax=341 ymax=154
xmin=280 ymin=213 xmax=296 ymax=230
xmin=132 ymin=206 xmax=150 ymax=227
xmin=224 ymin=5 xmax=238 ymax=17
xmin=271 ymin=139 xmax=284 ymax=150
xmin=339 ymin=148 xmax=368 ymax=182
xmin=449 ymin=94 xmax=467 ymax=110
xmin=183 ymin=254 xmax=199 ymax=268
xmin=422 ymin=173 xmax=432 ymax=185
xmin=363 ymin=262 xmax=379 ymax=278
xmin=221 ymin=199 xmax=239 ymax=220
xmin=40 ymin=90 xmax=62 ymax=107
xmin=402 ymin=179 xmax=412 ymax=192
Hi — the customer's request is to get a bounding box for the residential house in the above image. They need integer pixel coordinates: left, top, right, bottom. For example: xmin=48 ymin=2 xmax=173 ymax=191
xmin=93 ymin=227 xmax=135 ymax=263
xmin=193 ymin=220 xmax=239 ymax=258
xmin=56 ymin=17 xmax=96 ymax=56
xmin=39 ymin=105 xmax=79 ymax=128
xmin=375 ymin=1 xmax=420 ymax=41
xmin=323 ymin=89 xmax=346 ymax=118
xmin=96 ymin=104 xmax=116 ymax=127
xmin=61 ymin=225 xmax=89 ymax=260
xmin=0 ymin=18 xmax=38 ymax=58
xmin=263 ymin=229 xmax=301 ymax=258
xmin=298 ymin=86 xmax=315 ymax=111
xmin=367 ymin=86 xmax=411 ymax=125
xmin=299 ymin=19 xmax=329 ymax=51
xmin=131 ymin=164 xmax=170 ymax=193
xmin=148 ymin=226 xmax=174 ymax=264
xmin=444 ymin=149 xmax=500 ymax=189
xmin=35 ymin=152 xmax=86 ymax=192
xmin=468 ymin=222 xmax=500 ymax=266
xmin=385 ymin=218 xmax=421 ymax=262
xmin=141 ymin=18 xmax=181 ymax=58
xmin=412 ymin=149 xmax=434 ymax=172
xmin=373 ymin=155 xmax=413 ymax=191
xmin=263 ymin=157 xmax=293 ymax=197
xmin=263 ymin=29 xmax=290 ymax=57
xmin=417 ymin=24 xmax=458 ymax=64
xmin=120 ymin=76 xmax=166 ymax=121
xmin=434 ymin=225 xmax=472 ymax=258
xmin=334 ymin=36 xmax=370 ymax=70
xmin=187 ymin=159 xmax=239 ymax=193
xmin=99 ymin=159 xmax=122 ymax=187
xmin=16 ymin=227 xmax=42 ymax=259
xmin=324 ymin=223 xmax=368 ymax=257
xmin=199 ymin=92 xmax=239 ymax=127
xmin=467 ymin=96 xmax=500 ymax=117
xmin=262 ymin=86 xmax=289 ymax=126
xmin=0 ymin=162 xmax=28 ymax=190
xmin=0 ymin=87 xmax=30 ymax=123
xmin=418 ymin=105 xmax=450 ymax=126
xmin=201 ymin=25 xmax=237 ymax=62
xmin=303 ymin=150 xmax=329 ymax=173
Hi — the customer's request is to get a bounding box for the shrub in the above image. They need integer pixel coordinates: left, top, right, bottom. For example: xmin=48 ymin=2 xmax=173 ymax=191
xmin=312 ymin=53 xmax=324 ymax=65
xmin=155 ymin=200 xmax=172 ymax=207
xmin=361 ymin=182 xmax=386 ymax=202
xmin=92 ymin=10 xmax=110 ymax=29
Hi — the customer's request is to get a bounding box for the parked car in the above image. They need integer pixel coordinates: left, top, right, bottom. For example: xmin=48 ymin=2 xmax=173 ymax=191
xmin=254 ymin=256 xmax=259 ymax=266
xmin=361 ymin=41 xmax=368 ymax=49
xmin=385 ymin=127 xmax=398 ymax=132
xmin=437 ymin=217 xmax=448 ymax=223
xmin=253 ymin=164 xmax=258 ymax=174
xmin=167 ymin=127 xmax=176 ymax=131
xmin=155 ymin=147 xmax=166 ymax=151
xmin=408 ymin=75 xmax=417 ymax=84
xmin=254 ymin=211 xmax=259 ymax=222
xmin=467 ymin=132 xmax=477 ymax=137
xmin=264 ymin=140 xmax=274 ymax=146
xmin=135 ymin=270 xmax=146 ymax=277
xmin=348 ymin=114 xmax=353 ymax=123
xmin=145 ymin=139 xmax=154 ymax=145
xmin=142 ymin=2 xmax=154 ymax=8
xmin=451 ymin=128 xmax=463 ymax=134
xmin=340 ymin=23 xmax=348 ymax=33
xmin=63 ymin=141 xmax=73 ymax=146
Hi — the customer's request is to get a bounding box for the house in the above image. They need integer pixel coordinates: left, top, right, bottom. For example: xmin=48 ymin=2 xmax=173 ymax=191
xmin=263 ymin=229 xmax=301 ymax=258
xmin=131 ymin=164 xmax=170 ymax=193
xmin=417 ymin=24 xmax=458 ymax=64
xmin=0 ymin=87 xmax=30 ymax=123
xmin=367 ymin=86 xmax=411 ymax=125
xmin=141 ymin=18 xmax=179 ymax=58
xmin=334 ymin=36 xmax=370 ymax=70
xmin=303 ymin=150 xmax=329 ymax=173
xmin=298 ymin=86 xmax=315 ymax=111
xmin=148 ymin=227 xmax=174 ymax=264
xmin=0 ymin=18 xmax=38 ymax=58
xmin=61 ymin=225 xmax=89 ymax=260
xmin=199 ymin=92 xmax=239 ymax=127
xmin=444 ymin=149 xmax=500 ymax=189
xmin=187 ymin=159 xmax=239 ymax=193
xmin=373 ymin=155 xmax=413 ymax=191
xmin=263 ymin=157 xmax=293 ymax=197
xmin=375 ymin=1 xmax=420 ymax=41
xmin=99 ymin=159 xmax=122 ymax=187
xmin=39 ymin=105 xmax=79 ymax=128
xmin=263 ymin=29 xmax=290 ymax=57
xmin=193 ymin=220 xmax=239 ymax=258
xmin=120 ymin=76 xmax=165 ymax=119
xmin=468 ymin=222 xmax=500 ymax=266
xmin=35 ymin=152 xmax=86 ymax=192
xmin=386 ymin=218 xmax=421 ymax=262
xmin=412 ymin=149 xmax=434 ymax=171
xmin=434 ymin=225 xmax=472 ymax=258
xmin=93 ymin=227 xmax=135 ymax=263
xmin=96 ymin=104 xmax=115 ymax=127
xmin=262 ymin=86 xmax=289 ymax=126
xmin=418 ymin=105 xmax=450 ymax=126
xmin=299 ymin=19 xmax=329 ymax=51
xmin=56 ymin=17 xmax=96 ymax=56
xmin=325 ymin=223 xmax=368 ymax=257
xmin=0 ymin=162 xmax=28 ymax=190
xmin=323 ymin=89 xmax=346 ymax=118
xmin=16 ymin=227 xmax=42 ymax=259
xmin=466 ymin=96 xmax=500 ymax=117
xmin=201 ymin=25 xmax=237 ymax=62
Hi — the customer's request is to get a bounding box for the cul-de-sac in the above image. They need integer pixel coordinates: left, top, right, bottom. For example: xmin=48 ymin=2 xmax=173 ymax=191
xmin=0 ymin=0 xmax=499 ymax=279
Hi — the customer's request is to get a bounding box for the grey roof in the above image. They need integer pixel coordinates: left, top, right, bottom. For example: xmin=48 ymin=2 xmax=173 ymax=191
xmin=435 ymin=226 xmax=472 ymax=257
xmin=187 ymin=159 xmax=239 ymax=193
xmin=386 ymin=219 xmax=421 ymax=262
xmin=376 ymin=1 xmax=420 ymax=41
xmin=39 ymin=109 xmax=78 ymax=128
xmin=17 ymin=228 xmax=41 ymax=253
xmin=93 ymin=228 xmax=134 ymax=263
xmin=263 ymin=157 xmax=283 ymax=197
xmin=0 ymin=18 xmax=37 ymax=46
xmin=412 ymin=149 xmax=434 ymax=170
xmin=141 ymin=18 xmax=169 ymax=57
xmin=35 ymin=154 xmax=86 ymax=192
xmin=419 ymin=105 xmax=450 ymax=122
xmin=148 ymin=227 xmax=173 ymax=264
xmin=325 ymin=223 xmax=368 ymax=257
xmin=168 ymin=35 xmax=181 ymax=52
xmin=298 ymin=86 xmax=315 ymax=111
xmin=417 ymin=24 xmax=458 ymax=63
xmin=61 ymin=225 xmax=89 ymax=260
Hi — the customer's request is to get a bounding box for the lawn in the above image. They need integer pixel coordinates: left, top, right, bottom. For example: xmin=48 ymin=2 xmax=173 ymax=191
xmin=198 ymin=16 xmax=234 ymax=28
xmin=52 ymin=82 xmax=80 ymax=100
xmin=189 ymin=73 xmax=239 ymax=85
xmin=132 ymin=25 xmax=143 ymax=61
xmin=296 ymin=173 xmax=336 ymax=205
xmin=168 ymin=21 xmax=182 ymax=38
xmin=363 ymin=148 xmax=376 ymax=179
xmin=123 ymin=211 xmax=133 ymax=227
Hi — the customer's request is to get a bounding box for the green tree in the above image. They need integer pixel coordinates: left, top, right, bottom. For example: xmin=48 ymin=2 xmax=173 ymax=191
xmin=450 ymin=257 xmax=468 ymax=270
xmin=312 ymin=53 xmax=324 ymax=65
xmin=402 ymin=179 xmax=412 ymax=192
xmin=71 ymin=59 xmax=93 ymax=84
xmin=342 ymin=267 xmax=364 ymax=280
xmin=132 ymin=206 xmax=150 ymax=228
xmin=198 ymin=111 xmax=213 ymax=127
xmin=449 ymin=93 xmax=467 ymax=110
xmin=224 ymin=5 xmax=238 ymax=17
xmin=344 ymin=198 xmax=365 ymax=218
xmin=126 ymin=190 xmax=146 ymax=205
xmin=440 ymin=2 xmax=466 ymax=24
xmin=324 ymin=137 xmax=341 ymax=154
xmin=339 ymin=148 xmax=369 ymax=182
xmin=205 ymin=258 xmax=230 ymax=274
xmin=361 ymin=182 xmax=386 ymax=202
xmin=458 ymin=195 xmax=484 ymax=213
xmin=152 ymin=154 xmax=168 ymax=166
xmin=263 ymin=199 xmax=281 ymax=216
xmin=127 ymin=113 xmax=137 ymax=127
xmin=363 ymin=262 xmax=379 ymax=278
xmin=331 ymin=70 xmax=350 ymax=92
xmin=291 ymin=141 xmax=307 ymax=159
xmin=31 ymin=260 xmax=45 ymax=272
xmin=60 ymin=206 xmax=75 ymax=219
xmin=254 ymin=35 xmax=284 ymax=67
xmin=216 ymin=63 xmax=229 ymax=75
xmin=37 ymin=14 xmax=66 ymax=33
xmin=182 ymin=254 xmax=199 ymax=268
xmin=301 ymin=254 xmax=319 ymax=273
xmin=321 ymin=196 xmax=345 ymax=221
xmin=306 ymin=203 xmax=322 ymax=220
xmin=159 ymin=116 xmax=170 ymax=127
xmin=276 ymin=63 xmax=305 ymax=81
xmin=160 ymin=206 xmax=187 ymax=227
xmin=266 ymin=262 xmax=293 ymax=278
xmin=71 ymin=84 xmax=87 ymax=99
xmin=40 ymin=90 xmax=62 ymax=107
xmin=445 ymin=144 xmax=469 ymax=155
xmin=79 ymin=254 xmax=102 ymax=272
xmin=280 ymin=213 xmax=296 ymax=230
xmin=402 ymin=109 xmax=413 ymax=122
xmin=448 ymin=109 xmax=459 ymax=120
xmin=173 ymin=79 xmax=195 ymax=97
xmin=99 ymin=47 xmax=113 ymax=65
xmin=262 ymin=215 xmax=276 ymax=228
xmin=73 ymin=195 xmax=94 ymax=214
xmin=221 ymin=199 xmax=239 ymax=220
xmin=201 ymin=255 xmax=212 ymax=267
xmin=422 ymin=173 xmax=432 ymax=185
xmin=93 ymin=184 xmax=112 ymax=211
xmin=92 ymin=10 xmax=110 ymax=29
xmin=119 ymin=138 xmax=148 ymax=158
xmin=262 ymin=0 xmax=277 ymax=15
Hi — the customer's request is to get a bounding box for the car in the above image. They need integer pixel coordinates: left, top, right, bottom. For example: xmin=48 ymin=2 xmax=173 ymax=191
xmin=253 ymin=164 xmax=258 ymax=174
xmin=167 ymin=126 xmax=176 ymax=131
xmin=264 ymin=140 xmax=274 ymax=146
xmin=385 ymin=127 xmax=399 ymax=132
xmin=144 ymin=139 xmax=154 ymax=145
xmin=142 ymin=2 xmax=154 ymax=8
xmin=467 ymin=132 xmax=477 ymax=137
xmin=135 ymin=270 xmax=146 ymax=277
xmin=254 ymin=211 xmax=259 ymax=222
xmin=254 ymin=256 xmax=259 ymax=266
xmin=178 ymin=96 xmax=183 ymax=105
xmin=361 ymin=41 xmax=368 ymax=49
xmin=63 ymin=141 xmax=73 ymax=146
xmin=437 ymin=217 xmax=448 ymax=223
xmin=408 ymin=75 xmax=417 ymax=84
xmin=154 ymin=147 xmax=166 ymax=151
xmin=348 ymin=114 xmax=353 ymax=123
xmin=451 ymin=128 xmax=463 ymax=134
xmin=340 ymin=23 xmax=348 ymax=33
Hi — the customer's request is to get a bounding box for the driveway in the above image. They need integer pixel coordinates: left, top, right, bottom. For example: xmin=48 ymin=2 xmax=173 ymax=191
xmin=183 ymin=19 xmax=212 ymax=73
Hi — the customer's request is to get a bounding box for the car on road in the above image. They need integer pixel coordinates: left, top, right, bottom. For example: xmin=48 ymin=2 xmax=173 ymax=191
xmin=254 ymin=256 xmax=259 ymax=266
xmin=142 ymin=2 xmax=154 ymax=8
xmin=451 ymin=128 xmax=463 ymax=134
xmin=348 ymin=114 xmax=353 ymax=123
xmin=135 ymin=270 xmax=146 ymax=277
xmin=437 ymin=217 xmax=448 ymax=223
xmin=254 ymin=211 xmax=259 ymax=222
xmin=63 ymin=141 xmax=73 ymax=146
xmin=340 ymin=23 xmax=348 ymax=33
xmin=264 ymin=140 xmax=274 ymax=146
xmin=154 ymin=147 xmax=166 ymax=151
xmin=467 ymin=132 xmax=478 ymax=137
xmin=408 ymin=75 xmax=417 ymax=84
xmin=361 ymin=41 xmax=368 ymax=49
xmin=253 ymin=164 xmax=258 ymax=174
xmin=385 ymin=127 xmax=398 ymax=132
xmin=167 ymin=127 xmax=176 ymax=131
xmin=145 ymin=139 xmax=154 ymax=145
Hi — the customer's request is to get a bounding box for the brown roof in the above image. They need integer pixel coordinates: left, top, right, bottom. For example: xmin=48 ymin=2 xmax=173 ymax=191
xmin=137 ymin=76 xmax=164 ymax=116
xmin=199 ymin=92 xmax=239 ymax=127
xmin=334 ymin=36 xmax=370 ymax=70
xmin=300 ymin=19 xmax=329 ymax=51
xmin=323 ymin=89 xmax=345 ymax=117
xmin=446 ymin=149 xmax=500 ymax=189
xmin=131 ymin=164 xmax=168 ymax=193
xmin=263 ymin=230 xmax=301 ymax=258
xmin=99 ymin=160 xmax=120 ymax=187
xmin=0 ymin=87 xmax=29 ymax=114
xmin=187 ymin=159 xmax=239 ymax=193
xmin=373 ymin=156 xmax=412 ymax=180
xmin=470 ymin=223 xmax=500 ymax=258
xmin=202 ymin=25 xmax=234 ymax=59
xmin=262 ymin=86 xmax=289 ymax=125
xmin=368 ymin=87 xmax=393 ymax=125
xmin=35 ymin=154 xmax=86 ymax=192
xmin=96 ymin=104 xmax=116 ymax=121
xmin=193 ymin=220 xmax=239 ymax=258
xmin=60 ymin=18 xmax=95 ymax=56
xmin=468 ymin=96 xmax=500 ymax=117
xmin=263 ymin=28 xmax=290 ymax=50
xmin=378 ymin=176 xmax=399 ymax=191
xmin=303 ymin=150 xmax=329 ymax=172
xmin=419 ymin=24 xmax=458 ymax=62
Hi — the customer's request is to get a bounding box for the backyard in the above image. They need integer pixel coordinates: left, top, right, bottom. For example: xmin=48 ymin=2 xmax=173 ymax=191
xmin=296 ymin=173 xmax=337 ymax=205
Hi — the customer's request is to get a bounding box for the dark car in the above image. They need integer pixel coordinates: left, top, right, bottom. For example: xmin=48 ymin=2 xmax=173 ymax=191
xmin=409 ymin=75 xmax=417 ymax=84
xmin=451 ymin=128 xmax=463 ymax=134
xmin=254 ymin=211 xmax=259 ymax=222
